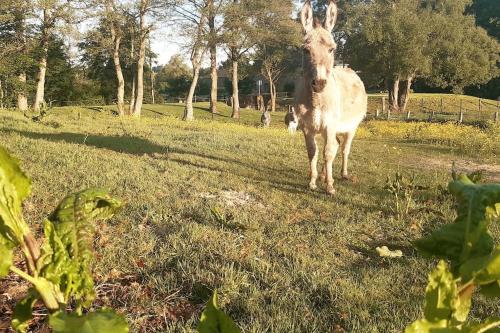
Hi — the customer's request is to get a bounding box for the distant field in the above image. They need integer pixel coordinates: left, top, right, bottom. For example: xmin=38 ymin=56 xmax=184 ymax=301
xmin=0 ymin=103 xmax=498 ymax=332
xmin=366 ymin=93 xmax=499 ymax=122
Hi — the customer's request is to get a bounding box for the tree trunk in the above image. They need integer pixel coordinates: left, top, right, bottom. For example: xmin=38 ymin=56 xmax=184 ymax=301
xmin=16 ymin=13 xmax=28 ymax=111
xmin=107 ymin=0 xmax=125 ymax=116
xmin=208 ymin=0 xmax=217 ymax=114
xmin=0 ymin=79 xmax=3 ymax=109
xmin=271 ymin=82 xmax=276 ymax=112
xmin=149 ymin=38 xmax=155 ymax=104
xmin=129 ymin=26 xmax=136 ymax=115
xmin=133 ymin=1 xmax=147 ymax=117
xmin=34 ymin=10 xmax=49 ymax=112
xmin=17 ymin=73 xmax=28 ymax=111
xmin=111 ymin=31 xmax=125 ymax=116
xmin=209 ymin=45 xmax=217 ymax=114
xmin=388 ymin=77 xmax=400 ymax=113
xmin=230 ymin=59 xmax=240 ymax=119
xmin=184 ymin=64 xmax=201 ymax=121
xmin=266 ymin=69 xmax=276 ymax=112
xmin=398 ymin=77 xmax=412 ymax=113
xmin=33 ymin=50 xmax=48 ymax=112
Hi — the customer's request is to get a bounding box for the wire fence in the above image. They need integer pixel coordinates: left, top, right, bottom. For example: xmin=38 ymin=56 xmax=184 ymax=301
xmin=367 ymin=96 xmax=499 ymax=123
xmin=4 ymin=94 xmax=498 ymax=124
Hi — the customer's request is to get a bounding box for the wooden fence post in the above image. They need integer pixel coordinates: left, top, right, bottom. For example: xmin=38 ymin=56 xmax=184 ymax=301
xmin=386 ymin=98 xmax=391 ymax=120
xmin=440 ymin=97 xmax=443 ymax=114
xmin=479 ymin=98 xmax=482 ymax=112
xmin=458 ymin=99 xmax=463 ymax=123
xmin=382 ymin=97 xmax=386 ymax=116
xmin=375 ymin=108 xmax=380 ymax=118
xmin=406 ymin=108 xmax=411 ymax=120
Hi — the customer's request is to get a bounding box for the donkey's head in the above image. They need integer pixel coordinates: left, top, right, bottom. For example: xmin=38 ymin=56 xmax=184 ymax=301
xmin=300 ymin=0 xmax=338 ymax=93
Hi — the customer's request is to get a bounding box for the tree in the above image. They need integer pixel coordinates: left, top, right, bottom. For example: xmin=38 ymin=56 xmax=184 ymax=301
xmin=0 ymin=0 xmax=34 ymax=110
xmin=173 ymin=0 xmax=210 ymax=121
xmin=256 ymin=46 xmax=300 ymax=112
xmin=33 ymin=0 xmax=75 ymax=111
xmin=207 ymin=0 xmax=225 ymax=114
xmin=44 ymin=35 xmax=77 ymax=104
xmin=469 ymin=0 xmax=499 ymax=40
xmin=253 ymin=2 xmax=301 ymax=112
xmin=424 ymin=1 xmax=500 ymax=93
xmin=156 ymin=54 xmax=192 ymax=98
xmin=104 ymin=0 xmax=126 ymax=115
xmin=128 ymin=0 xmax=171 ymax=116
xmin=345 ymin=0 xmax=499 ymax=112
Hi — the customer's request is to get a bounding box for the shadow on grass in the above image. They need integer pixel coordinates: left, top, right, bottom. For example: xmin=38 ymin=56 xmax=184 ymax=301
xmin=10 ymin=129 xmax=387 ymax=207
xmin=12 ymin=130 xmax=167 ymax=155
xmin=83 ymin=106 xmax=105 ymax=113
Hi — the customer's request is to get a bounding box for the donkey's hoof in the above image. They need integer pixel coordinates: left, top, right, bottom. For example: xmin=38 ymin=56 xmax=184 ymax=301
xmin=309 ymin=183 xmax=318 ymax=191
xmin=326 ymin=186 xmax=336 ymax=195
xmin=341 ymin=174 xmax=358 ymax=184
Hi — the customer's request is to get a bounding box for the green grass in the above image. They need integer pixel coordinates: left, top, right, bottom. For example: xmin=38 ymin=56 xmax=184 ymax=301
xmin=0 ymin=103 xmax=499 ymax=332
xmin=366 ymin=93 xmax=499 ymax=122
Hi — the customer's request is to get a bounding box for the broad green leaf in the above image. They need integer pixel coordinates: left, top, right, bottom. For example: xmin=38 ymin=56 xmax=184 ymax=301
xmin=0 ymin=146 xmax=31 ymax=244
xmin=39 ymin=189 xmax=122 ymax=306
xmin=460 ymin=247 xmax=500 ymax=285
xmin=423 ymin=261 xmax=470 ymax=324
xmin=49 ymin=309 xmax=129 ymax=333
xmin=12 ymin=292 xmax=37 ymax=333
xmin=404 ymin=319 xmax=460 ymax=333
xmin=0 ymin=236 xmax=13 ymax=277
xmin=414 ymin=176 xmax=500 ymax=270
xmin=198 ymin=290 xmax=241 ymax=333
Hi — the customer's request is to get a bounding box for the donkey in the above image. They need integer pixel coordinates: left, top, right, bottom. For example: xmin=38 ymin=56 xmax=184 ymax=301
xmin=285 ymin=106 xmax=299 ymax=134
xmin=261 ymin=102 xmax=271 ymax=127
xmin=295 ymin=0 xmax=367 ymax=195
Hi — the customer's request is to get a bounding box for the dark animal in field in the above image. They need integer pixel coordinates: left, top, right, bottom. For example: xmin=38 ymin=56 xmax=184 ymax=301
xmin=261 ymin=104 xmax=271 ymax=127
xmin=285 ymin=106 xmax=299 ymax=134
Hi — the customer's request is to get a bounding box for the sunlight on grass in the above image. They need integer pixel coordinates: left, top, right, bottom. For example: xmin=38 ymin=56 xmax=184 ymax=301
xmin=0 ymin=105 xmax=498 ymax=332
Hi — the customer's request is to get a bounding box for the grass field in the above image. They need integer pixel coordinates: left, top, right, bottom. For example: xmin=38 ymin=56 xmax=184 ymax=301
xmin=0 ymin=102 xmax=499 ymax=332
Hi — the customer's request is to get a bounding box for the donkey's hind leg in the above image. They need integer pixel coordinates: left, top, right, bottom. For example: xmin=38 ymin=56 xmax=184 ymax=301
xmin=321 ymin=134 xmax=341 ymax=184
xmin=341 ymin=130 xmax=356 ymax=179
xmin=323 ymin=130 xmax=340 ymax=195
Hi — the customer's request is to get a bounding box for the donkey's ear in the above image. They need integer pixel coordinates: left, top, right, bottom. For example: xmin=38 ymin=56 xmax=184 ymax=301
xmin=324 ymin=0 xmax=338 ymax=32
xmin=300 ymin=0 xmax=314 ymax=33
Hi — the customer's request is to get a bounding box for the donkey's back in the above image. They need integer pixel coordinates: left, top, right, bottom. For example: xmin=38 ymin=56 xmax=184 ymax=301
xmin=331 ymin=67 xmax=367 ymax=133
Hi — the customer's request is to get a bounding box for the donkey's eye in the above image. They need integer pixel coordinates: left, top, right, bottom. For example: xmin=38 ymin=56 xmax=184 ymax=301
xmin=329 ymin=48 xmax=335 ymax=53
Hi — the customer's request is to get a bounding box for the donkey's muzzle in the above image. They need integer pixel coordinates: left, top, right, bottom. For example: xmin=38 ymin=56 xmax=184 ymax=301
xmin=312 ymin=79 xmax=326 ymax=92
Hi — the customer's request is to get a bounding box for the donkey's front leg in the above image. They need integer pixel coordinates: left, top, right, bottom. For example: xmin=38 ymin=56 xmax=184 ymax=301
xmin=304 ymin=131 xmax=319 ymax=190
xmin=324 ymin=129 xmax=340 ymax=195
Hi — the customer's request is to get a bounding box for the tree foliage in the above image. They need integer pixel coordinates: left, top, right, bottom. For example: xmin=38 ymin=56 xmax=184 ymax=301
xmin=156 ymin=54 xmax=192 ymax=98
xmin=345 ymin=0 xmax=499 ymax=94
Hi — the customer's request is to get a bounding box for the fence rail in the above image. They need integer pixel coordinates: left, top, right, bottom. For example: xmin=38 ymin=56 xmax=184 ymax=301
xmin=367 ymin=96 xmax=499 ymax=123
xmin=3 ymin=94 xmax=497 ymax=123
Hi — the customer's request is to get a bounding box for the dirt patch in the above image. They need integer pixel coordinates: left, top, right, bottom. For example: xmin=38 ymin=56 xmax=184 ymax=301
xmin=403 ymin=155 xmax=500 ymax=182
xmin=199 ymin=190 xmax=264 ymax=208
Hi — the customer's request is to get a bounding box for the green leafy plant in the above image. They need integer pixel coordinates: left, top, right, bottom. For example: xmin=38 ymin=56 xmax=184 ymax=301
xmin=384 ymin=172 xmax=426 ymax=219
xmin=197 ymin=290 xmax=241 ymax=333
xmin=0 ymin=146 xmax=128 ymax=333
xmin=405 ymin=175 xmax=500 ymax=332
